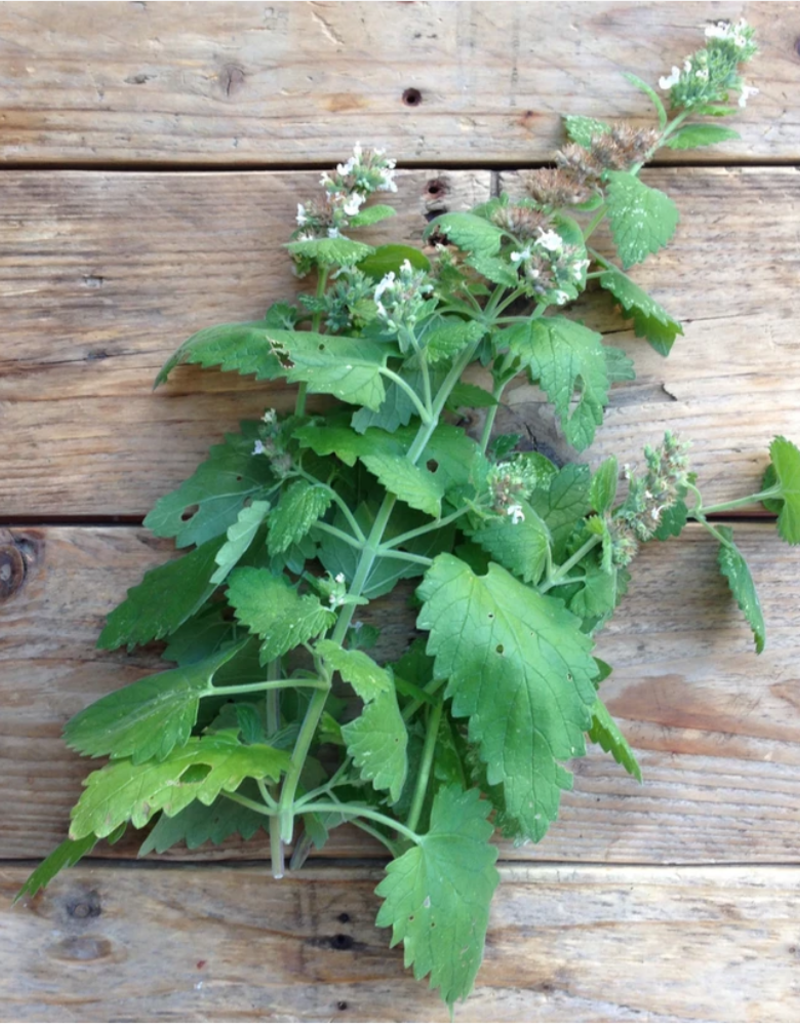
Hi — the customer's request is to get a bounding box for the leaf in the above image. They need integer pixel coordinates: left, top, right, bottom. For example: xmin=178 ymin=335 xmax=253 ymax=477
xmin=769 ymin=436 xmax=800 ymax=544
xmin=155 ymin=321 xmax=285 ymax=387
xmin=14 ymin=833 xmax=99 ymax=902
xmin=70 ymin=733 xmax=289 ymax=840
xmin=64 ymin=644 xmax=244 ymax=765
xmin=588 ymin=698 xmax=642 ymax=782
xmin=468 ymin=501 xmax=551 ymax=584
xmin=599 ymin=265 xmax=683 ymax=356
xmin=563 ymin=114 xmax=611 ymax=148
xmin=358 ymin=244 xmax=431 ymax=279
xmin=664 ymin=124 xmax=740 ymax=150
xmin=590 ymin=457 xmax=618 ymax=514
xmin=529 ymin=463 xmax=591 ymax=558
xmin=347 ymin=203 xmax=397 ymax=227
xmin=717 ymin=526 xmax=766 ymax=654
xmin=139 ymin=787 xmax=265 ymax=855
xmin=97 ymin=536 xmax=224 ymax=650
xmin=605 ymin=171 xmax=679 ymax=270
xmin=623 ymin=71 xmax=667 ymax=129
xmin=424 ymin=212 xmax=505 ymax=259
xmin=350 ymin=363 xmax=447 ymax=434
xmin=375 ymin=785 xmax=499 ymax=1009
xmin=163 ymin=605 xmax=235 ymax=666
xmin=604 ymin=344 xmax=636 ymax=382
xmin=267 ymin=481 xmax=332 ymax=555
xmin=361 ymin=452 xmax=445 ymax=517
xmin=569 ymin=561 xmax=620 ymax=626
xmin=144 ymin=423 xmax=276 ymax=548
xmin=316 ymin=640 xmax=391 ymax=701
xmin=285 ymin=236 xmax=375 ymax=266
xmin=423 ymin=317 xmax=486 ymax=364
xmin=226 ymin=567 xmax=336 ymax=664
xmin=653 ymin=499 xmax=689 ymax=540
xmin=210 ymin=500 xmax=270 ymax=585
xmin=417 ymin=555 xmax=598 ymax=842
xmin=508 ymin=317 xmax=611 ymax=451
xmin=266 ymin=329 xmax=391 ymax=410
xmin=447 ymin=382 xmax=498 ymax=409
xmin=342 ymin=687 xmax=408 ymax=803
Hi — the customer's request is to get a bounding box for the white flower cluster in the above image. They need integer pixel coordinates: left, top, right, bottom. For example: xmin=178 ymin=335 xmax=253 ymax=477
xmin=510 ymin=228 xmax=589 ymax=306
xmin=373 ymin=259 xmax=433 ymax=332
xmin=704 ymin=18 xmax=751 ymax=50
xmin=659 ymin=19 xmax=757 ymax=106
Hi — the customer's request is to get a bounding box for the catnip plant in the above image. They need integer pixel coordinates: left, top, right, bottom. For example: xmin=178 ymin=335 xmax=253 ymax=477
xmin=18 ymin=20 xmax=799 ymax=1010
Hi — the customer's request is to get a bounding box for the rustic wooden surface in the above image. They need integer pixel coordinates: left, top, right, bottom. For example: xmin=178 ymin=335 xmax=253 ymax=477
xmin=3 ymin=2 xmax=800 ymax=1021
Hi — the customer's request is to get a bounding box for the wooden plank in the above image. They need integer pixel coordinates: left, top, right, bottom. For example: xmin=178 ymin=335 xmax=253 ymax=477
xmin=0 ymin=3 xmax=795 ymax=166
xmin=4 ymin=862 xmax=800 ymax=1022
xmin=3 ymin=521 xmax=800 ymax=865
xmin=3 ymin=167 xmax=800 ymax=514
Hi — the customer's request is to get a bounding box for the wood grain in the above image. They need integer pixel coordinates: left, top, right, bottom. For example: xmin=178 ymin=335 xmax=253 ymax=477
xmin=3 ymin=521 xmax=800 ymax=865
xmin=4 ymin=862 xmax=800 ymax=1022
xmin=0 ymin=3 xmax=796 ymax=167
xmin=3 ymin=167 xmax=800 ymax=515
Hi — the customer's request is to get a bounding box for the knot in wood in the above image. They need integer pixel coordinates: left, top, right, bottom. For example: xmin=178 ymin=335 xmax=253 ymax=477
xmin=0 ymin=544 xmax=26 ymax=601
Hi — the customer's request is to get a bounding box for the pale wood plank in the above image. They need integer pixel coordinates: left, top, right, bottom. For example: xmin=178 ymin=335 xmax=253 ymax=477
xmin=2 ymin=167 xmax=800 ymax=514
xmin=3 ymin=522 xmax=800 ymax=865
xmin=4 ymin=863 xmax=800 ymax=1022
xmin=0 ymin=3 xmax=795 ymax=166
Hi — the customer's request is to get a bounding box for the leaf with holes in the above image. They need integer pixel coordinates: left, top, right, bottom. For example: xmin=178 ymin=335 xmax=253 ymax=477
xmin=361 ymin=452 xmax=445 ymax=517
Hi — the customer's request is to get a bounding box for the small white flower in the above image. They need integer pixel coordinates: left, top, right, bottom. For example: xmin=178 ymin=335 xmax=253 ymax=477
xmin=296 ymin=203 xmax=308 ymax=226
xmin=705 ymin=21 xmax=730 ymax=40
xmin=536 ymin=229 xmax=563 ymax=252
xmin=352 ymin=141 xmax=363 ymax=160
xmin=658 ymin=66 xmax=682 ymax=91
xmin=335 ymin=572 xmax=345 ymax=584
xmin=327 ymin=226 xmax=341 ymax=239
xmin=336 ymin=156 xmax=357 ymax=177
xmin=252 ymin=440 xmax=266 ymax=456
xmin=377 ymin=167 xmax=398 ymax=192
xmin=320 ymin=171 xmax=332 ymax=188
xmin=683 ymin=58 xmax=693 ymax=73
xmin=262 ymin=409 xmax=276 ymax=424
xmin=507 ymin=503 xmax=525 ymax=525
xmin=695 ymin=68 xmax=709 ymax=81
xmin=342 ymin=192 xmax=364 ymax=216
xmin=510 ymin=246 xmax=532 ymax=264
xmin=554 ymin=290 xmax=570 ymax=305
xmin=738 ymin=83 xmax=759 ymax=108
xmin=374 ymin=271 xmax=396 ymax=304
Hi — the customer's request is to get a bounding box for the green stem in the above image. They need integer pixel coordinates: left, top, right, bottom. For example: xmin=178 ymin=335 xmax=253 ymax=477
xmin=691 ymin=486 xmax=781 ymax=517
xmin=265 ymin=658 xmax=284 ymax=876
xmin=379 ymin=367 xmax=432 ymax=423
xmin=541 ymin=535 xmax=601 ymax=593
xmin=379 ymin=505 xmax=472 ymax=551
xmin=375 ymin=549 xmax=433 ymax=568
xmin=278 ymin=686 xmax=331 ymax=843
xmin=208 ymin=678 xmax=328 ymax=697
xmin=312 ymin=520 xmax=364 ymax=550
xmin=296 ymin=471 xmax=366 ymax=541
xmin=300 ymin=801 xmax=420 ymax=846
xmin=222 ymin=791 xmax=275 ymax=817
xmin=402 ymin=677 xmax=447 ymax=723
xmin=295 ymin=267 xmax=330 ymax=417
xmin=406 ymin=699 xmax=443 ymax=833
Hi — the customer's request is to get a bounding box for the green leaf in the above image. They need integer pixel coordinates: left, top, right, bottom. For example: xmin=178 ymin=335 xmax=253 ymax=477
xmin=423 ymin=317 xmax=486 ymax=364
xmin=266 ymin=329 xmax=391 ymax=410
xmin=605 ymin=171 xmax=679 ymax=270
xmin=693 ymin=104 xmax=739 ymax=117
xmin=342 ymin=687 xmax=408 ymax=803
xmin=590 ymin=457 xmax=618 ymax=514
xmin=529 ymin=463 xmax=591 ymax=558
xmin=424 ymin=212 xmax=505 ymax=259
xmin=316 ymin=640 xmax=391 ymax=702
xmin=210 ymin=500 xmax=270 ymax=585
xmin=447 ymin=382 xmax=498 ymax=409
xmin=144 ymin=423 xmax=276 ymax=548
xmin=769 ymin=436 xmax=800 ymax=545
xmin=418 ymin=555 xmax=598 ymax=842
xmin=98 ymin=536 xmax=224 ymax=650
xmin=267 ymin=481 xmax=332 ymax=555
xmin=508 ymin=316 xmax=611 ymax=451
xmin=664 ymin=124 xmax=740 ymax=150
xmin=347 ymin=203 xmax=397 ymax=227
xmin=653 ymin=500 xmax=689 ymax=540
xmin=285 ymin=236 xmax=375 ymax=266
xmin=227 ymin=567 xmax=336 ymax=664
xmin=139 ymin=787 xmax=265 ymax=855
xmin=163 ymin=605 xmax=234 ymax=666
xmin=623 ymin=71 xmax=667 ymax=129
xmin=568 ymin=561 xmax=621 ymax=627
xmin=717 ymin=526 xmax=766 ymax=654
xmin=350 ymin=363 xmax=447 ymax=434
xmin=64 ymin=644 xmax=244 ymax=765
xmin=14 ymin=833 xmax=99 ymax=902
xmin=604 ymin=344 xmax=636 ymax=382
xmin=588 ymin=698 xmax=642 ymax=782
xmin=361 ymin=452 xmax=445 ymax=517
xmin=155 ymin=321 xmax=284 ymax=387
xmin=358 ymin=244 xmax=431 ymax=279
xmin=468 ymin=501 xmax=551 ymax=584
xmin=375 ymin=785 xmax=499 ymax=1009
xmin=70 ymin=733 xmax=289 ymax=840
xmin=599 ymin=265 xmax=683 ymax=356
xmin=563 ymin=115 xmax=611 ymax=148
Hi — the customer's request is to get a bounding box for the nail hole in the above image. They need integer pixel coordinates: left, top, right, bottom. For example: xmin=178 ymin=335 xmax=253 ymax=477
xmin=402 ymin=87 xmax=422 ymax=107
xmin=330 ymin=933 xmax=354 ymax=951
xmin=337 ymin=1001 xmax=349 ymax=1011
xmin=337 ymin=912 xmax=351 ymax=924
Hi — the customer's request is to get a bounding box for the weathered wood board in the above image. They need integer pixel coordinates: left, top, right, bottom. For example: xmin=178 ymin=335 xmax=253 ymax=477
xmin=0 ymin=2 xmax=797 ymax=166
xmin=5 ymin=863 xmax=800 ymax=1023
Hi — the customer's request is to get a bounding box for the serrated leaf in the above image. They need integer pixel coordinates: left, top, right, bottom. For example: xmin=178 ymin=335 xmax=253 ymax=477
xmin=350 ymin=363 xmax=447 ymax=434
xmin=423 ymin=317 xmax=486 ymax=364
xmin=590 ymin=456 xmax=618 ymax=514
xmin=361 ymin=452 xmax=445 ymax=517
xmin=529 ymin=463 xmax=591 ymax=559
xmin=316 ymin=640 xmax=391 ymax=702
xmin=210 ymin=500 xmax=270 ymax=585
xmin=358 ymin=244 xmax=431 ymax=279
xmin=267 ymin=481 xmax=332 ymax=555
xmin=605 ymin=171 xmax=679 ymax=270
xmin=139 ymin=786 xmax=265 ymax=855
xmin=508 ymin=316 xmax=611 ymax=451
xmin=623 ymin=71 xmax=667 ymax=129
xmin=653 ymin=499 xmax=689 ymax=541
xmin=588 ymin=698 xmax=642 ymax=782
xmin=599 ymin=264 xmax=683 ymax=356
xmin=162 ymin=606 xmax=234 ymax=667
xmin=604 ymin=344 xmax=636 ymax=382
xmin=144 ymin=423 xmax=276 ymax=548
xmin=717 ymin=527 xmax=766 ymax=654
xmin=14 ymin=833 xmax=99 ymax=902
xmin=664 ymin=124 xmax=740 ymax=150
xmin=98 ymin=536 xmax=224 ymax=650
xmin=375 ymin=785 xmax=499 ymax=1009
xmin=417 ymin=555 xmax=598 ymax=842
xmin=465 ymin=252 xmax=520 ymax=288
xmin=424 ymin=212 xmax=505 ymax=259
xmin=769 ymin=436 xmax=800 ymax=545
xmin=285 ymin=236 xmax=375 ymax=266
xmin=447 ymin=382 xmax=498 ymax=409
xmin=155 ymin=321 xmax=285 ymax=388
xmin=227 ymin=567 xmax=336 ymax=664
xmin=64 ymin=643 xmax=244 ymax=765
xmin=563 ymin=115 xmax=611 ymax=148
xmin=347 ymin=203 xmax=397 ymax=227
xmin=342 ymin=687 xmax=408 ymax=803
xmin=469 ymin=501 xmax=551 ymax=584
xmin=569 ymin=561 xmax=620 ymax=627
xmin=70 ymin=733 xmax=288 ymax=840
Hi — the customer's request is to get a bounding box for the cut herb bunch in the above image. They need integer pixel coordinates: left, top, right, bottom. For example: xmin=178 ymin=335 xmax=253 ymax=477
xmin=20 ymin=20 xmax=799 ymax=1010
